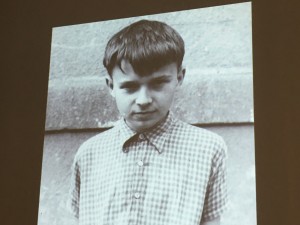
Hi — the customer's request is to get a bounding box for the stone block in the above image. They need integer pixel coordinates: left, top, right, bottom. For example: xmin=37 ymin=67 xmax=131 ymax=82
xmin=45 ymin=77 xmax=119 ymax=130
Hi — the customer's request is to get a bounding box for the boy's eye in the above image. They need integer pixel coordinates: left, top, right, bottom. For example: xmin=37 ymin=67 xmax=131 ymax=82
xmin=120 ymin=83 xmax=139 ymax=92
xmin=150 ymin=79 xmax=169 ymax=89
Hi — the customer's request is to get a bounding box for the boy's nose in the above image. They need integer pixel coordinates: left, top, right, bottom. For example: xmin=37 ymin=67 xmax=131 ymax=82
xmin=135 ymin=87 xmax=152 ymax=106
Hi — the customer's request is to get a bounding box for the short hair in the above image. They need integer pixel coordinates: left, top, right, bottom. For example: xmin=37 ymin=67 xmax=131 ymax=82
xmin=103 ymin=19 xmax=185 ymax=77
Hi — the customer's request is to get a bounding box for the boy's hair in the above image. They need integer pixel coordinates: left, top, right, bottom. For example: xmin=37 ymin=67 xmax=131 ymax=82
xmin=103 ymin=19 xmax=185 ymax=77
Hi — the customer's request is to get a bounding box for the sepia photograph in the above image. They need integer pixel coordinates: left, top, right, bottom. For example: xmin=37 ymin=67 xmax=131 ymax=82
xmin=38 ymin=2 xmax=256 ymax=225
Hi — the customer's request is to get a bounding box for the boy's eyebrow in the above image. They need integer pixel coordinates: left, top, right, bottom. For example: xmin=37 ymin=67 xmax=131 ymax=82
xmin=118 ymin=74 xmax=172 ymax=87
xmin=119 ymin=80 xmax=139 ymax=87
xmin=150 ymin=75 xmax=172 ymax=81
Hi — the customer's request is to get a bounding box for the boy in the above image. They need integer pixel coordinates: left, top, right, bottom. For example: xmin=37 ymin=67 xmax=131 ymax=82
xmin=68 ymin=19 xmax=228 ymax=225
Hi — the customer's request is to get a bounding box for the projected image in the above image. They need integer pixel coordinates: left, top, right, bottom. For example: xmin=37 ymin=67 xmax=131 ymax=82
xmin=38 ymin=2 xmax=256 ymax=225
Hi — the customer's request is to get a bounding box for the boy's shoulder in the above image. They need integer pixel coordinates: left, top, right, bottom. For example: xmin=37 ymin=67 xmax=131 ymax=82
xmin=74 ymin=125 xmax=118 ymax=160
xmin=175 ymin=119 xmax=225 ymax=143
xmin=173 ymin=119 xmax=227 ymax=155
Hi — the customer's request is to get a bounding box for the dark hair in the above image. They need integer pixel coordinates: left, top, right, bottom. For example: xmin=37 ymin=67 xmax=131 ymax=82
xmin=103 ymin=19 xmax=185 ymax=77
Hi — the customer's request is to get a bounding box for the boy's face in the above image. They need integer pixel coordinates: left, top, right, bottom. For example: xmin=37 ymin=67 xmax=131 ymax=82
xmin=107 ymin=60 xmax=185 ymax=133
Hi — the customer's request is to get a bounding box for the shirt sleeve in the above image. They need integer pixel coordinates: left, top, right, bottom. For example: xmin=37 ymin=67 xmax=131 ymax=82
xmin=67 ymin=154 xmax=81 ymax=219
xmin=201 ymin=136 xmax=228 ymax=222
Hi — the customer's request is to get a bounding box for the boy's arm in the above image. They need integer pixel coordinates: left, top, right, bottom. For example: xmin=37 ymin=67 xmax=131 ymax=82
xmin=201 ymin=136 xmax=228 ymax=224
xmin=200 ymin=216 xmax=220 ymax=225
xmin=66 ymin=154 xmax=81 ymax=220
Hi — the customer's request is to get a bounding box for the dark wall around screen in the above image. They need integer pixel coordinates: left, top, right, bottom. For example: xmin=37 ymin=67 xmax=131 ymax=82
xmin=2 ymin=0 xmax=300 ymax=225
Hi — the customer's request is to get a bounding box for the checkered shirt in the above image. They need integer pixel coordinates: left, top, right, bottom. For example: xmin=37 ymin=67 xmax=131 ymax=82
xmin=68 ymin=112 xmax=228 ymax=225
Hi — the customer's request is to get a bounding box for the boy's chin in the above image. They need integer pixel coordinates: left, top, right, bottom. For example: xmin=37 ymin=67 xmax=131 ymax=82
xmin=127 ymin=119 xmax=159 ymax=133
xmin=125 ymin=112 xmax=168 ymax=132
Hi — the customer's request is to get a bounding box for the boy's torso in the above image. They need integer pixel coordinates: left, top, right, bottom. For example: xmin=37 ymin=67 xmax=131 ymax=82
xmin=70 ymin=113 xmax=227 ymax=225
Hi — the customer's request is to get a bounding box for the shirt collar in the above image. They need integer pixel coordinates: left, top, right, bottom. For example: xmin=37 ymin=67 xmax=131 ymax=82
xmin=118 ymin=111 xmax=175 ymax=154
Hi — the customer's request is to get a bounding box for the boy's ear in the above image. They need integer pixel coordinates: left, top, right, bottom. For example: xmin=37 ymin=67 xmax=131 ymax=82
xmin=177 ymin=67 xmax=186 ymax=86
xmin=105 ymin=76 xmax=115 ymax=97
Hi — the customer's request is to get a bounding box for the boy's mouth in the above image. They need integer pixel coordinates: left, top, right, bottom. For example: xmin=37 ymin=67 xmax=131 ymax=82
xmin=133 ymin=110 xmax=156 ymax=115
xmin=132 ymin=110 xmax=157 ymax=119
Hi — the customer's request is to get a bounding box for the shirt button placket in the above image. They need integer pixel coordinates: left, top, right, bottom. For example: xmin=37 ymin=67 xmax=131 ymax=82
xmin=133 ymin=133 xmax=146 ymax=203
xmin=137 ymin=135 xmax=144 ymax=169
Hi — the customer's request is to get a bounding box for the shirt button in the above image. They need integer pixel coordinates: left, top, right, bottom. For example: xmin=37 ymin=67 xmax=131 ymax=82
xmin=137 ymin=160 xmax=144 ymax=167
xmin=133 ymin=192 xmax=140 ymax=199
xmin=139 ymin=133 xmax=145 ymax=140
